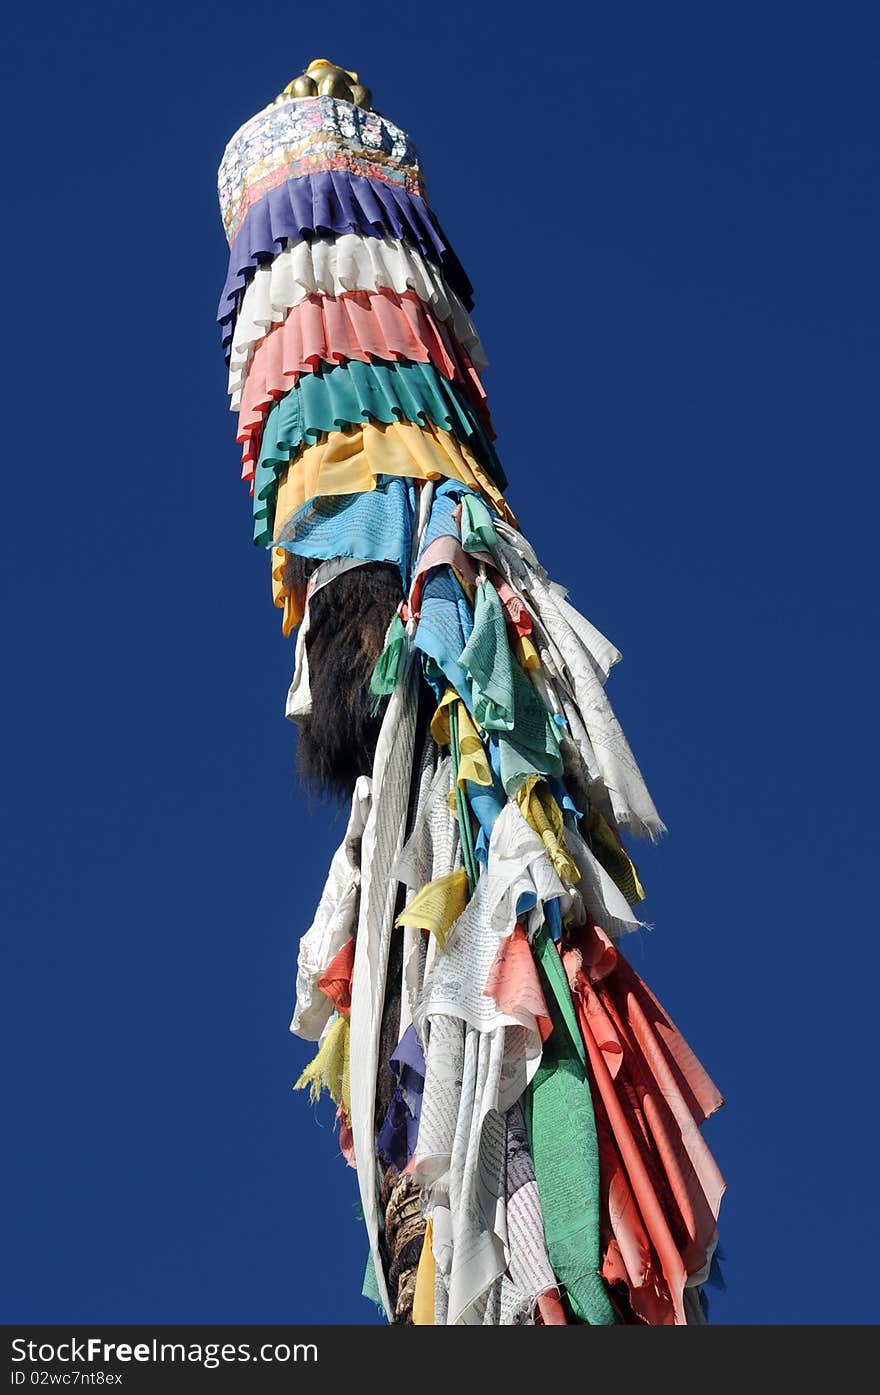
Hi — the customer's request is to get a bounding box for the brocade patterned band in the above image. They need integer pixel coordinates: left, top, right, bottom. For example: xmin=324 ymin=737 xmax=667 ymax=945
xmin=218 ymin=96 xmax=422 ymax=240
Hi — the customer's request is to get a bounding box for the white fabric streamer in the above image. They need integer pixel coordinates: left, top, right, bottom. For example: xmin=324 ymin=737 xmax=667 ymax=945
xmin=392 ymin=752 xmax=459 ymax=1041
xmin=416 ymin=1019 xmax=508 ymax=1324
xmin=348 ymin=655 xmax=419 ymax=1319
xmin=289 ymin=776 xmax=371 ymax=1041
xmin=284 ymin=557 xmax=372 ymax=723
xmin=413 ymin=803 xmax=573 ymax=1322
xmin=564 ymin=825 xmax=648 ymax=942
xmin=491 ymin=520 xmax=666 ymax=840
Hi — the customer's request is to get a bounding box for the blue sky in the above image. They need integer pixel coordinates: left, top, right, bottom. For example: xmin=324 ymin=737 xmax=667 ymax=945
xmin=1 ymin=1 xmax=877 ymax=1325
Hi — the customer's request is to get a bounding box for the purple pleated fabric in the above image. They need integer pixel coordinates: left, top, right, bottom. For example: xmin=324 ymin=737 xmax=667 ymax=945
xmin=217 ymin=171 xmax=473 ymax=355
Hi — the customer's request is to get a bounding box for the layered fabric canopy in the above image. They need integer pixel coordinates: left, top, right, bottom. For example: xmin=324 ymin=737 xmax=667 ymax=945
xmin=216 ymin=70 xmax=725 ymax=1327
xmin=227 ymin=234 xmax=486 ymax=404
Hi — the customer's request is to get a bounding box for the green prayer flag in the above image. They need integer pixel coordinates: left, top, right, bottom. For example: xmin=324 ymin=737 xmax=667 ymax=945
xmin=368 ymin=613 xmax=407 ymax=711
xmin=361 ymin=1249 xmax=389 ymax=1318
xmin=527 ymin=927 xmax=616 ymax=1326
xmin=460 ymin=493 xmax=500 ymax=553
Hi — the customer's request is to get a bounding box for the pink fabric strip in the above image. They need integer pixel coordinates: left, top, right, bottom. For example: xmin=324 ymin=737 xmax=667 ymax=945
xmin=483 ymin=924 xmax=553 ymax=1044
xmin=407 ymin=539 xmax=531 ymax=647
xmin=407 ymin=535 xmax=483 ymax=619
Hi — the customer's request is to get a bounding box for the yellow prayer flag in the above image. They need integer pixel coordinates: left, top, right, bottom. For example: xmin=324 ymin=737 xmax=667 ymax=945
xmin=412 ymin=1217 xmax=435 ymax=1325
xmin=395 ymin=868 xmax=470 ymax=948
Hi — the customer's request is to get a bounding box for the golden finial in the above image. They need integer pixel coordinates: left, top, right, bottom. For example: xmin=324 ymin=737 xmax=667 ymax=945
xmin=280 ymin=58 xmax=372 ymax=110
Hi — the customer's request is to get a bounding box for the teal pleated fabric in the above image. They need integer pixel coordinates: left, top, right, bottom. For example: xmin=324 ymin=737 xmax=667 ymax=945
xmin=253 ymin=358 xmax=506 ymax=545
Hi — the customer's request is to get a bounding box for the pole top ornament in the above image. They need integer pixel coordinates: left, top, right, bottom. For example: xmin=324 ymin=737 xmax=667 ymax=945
xmin=280 ymin=58 xmax=372 ymax=110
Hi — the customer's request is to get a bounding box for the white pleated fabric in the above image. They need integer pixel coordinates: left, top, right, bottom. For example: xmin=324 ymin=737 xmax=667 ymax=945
xmin=228 ymin=234 xmax=487 ymax=404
